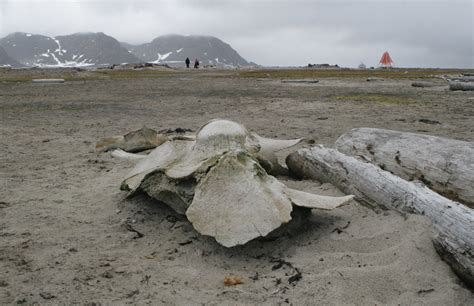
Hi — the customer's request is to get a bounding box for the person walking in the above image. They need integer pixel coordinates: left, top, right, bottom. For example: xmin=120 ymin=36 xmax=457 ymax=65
xmin=185 ymin=57 xmax=190 ymax=68
xmin=194 ymin=58 xmax=199 ymax=69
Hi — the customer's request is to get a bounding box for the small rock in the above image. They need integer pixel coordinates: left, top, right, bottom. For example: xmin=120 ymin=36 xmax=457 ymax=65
xmin=39 ymin=292 xmax=55 ymax=299
xmin=114 ymin=266 xmax=128 ymax=273
xmin=125 ymin=289 xmax=139 ymax=298
xmin=223 ymin=276 xmax=245 ymax=286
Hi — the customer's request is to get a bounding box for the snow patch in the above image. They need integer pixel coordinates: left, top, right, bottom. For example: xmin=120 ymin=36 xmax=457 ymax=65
xmin=176 ymin=48 xmax=183 ymax=53
xmin=26 ymin=33 xmax=32 ymax=37
xmin=151 ymin=51 xmax=173 ymax=63
xmin=52 ymin=37 xmax=64 ymax=55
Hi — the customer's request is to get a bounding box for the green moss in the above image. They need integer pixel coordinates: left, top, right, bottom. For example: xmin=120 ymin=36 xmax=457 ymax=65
xmin=239 ymin=68 xmax=471 ymax=79
xmin=331 ymin=94 xmax=421 ymax=105
xmin=100 ymin=69 xmax=179 ymax=79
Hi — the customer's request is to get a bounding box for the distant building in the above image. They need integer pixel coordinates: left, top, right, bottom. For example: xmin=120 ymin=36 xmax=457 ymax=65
xmin=358 ymin=62 xmax=366 ymax=69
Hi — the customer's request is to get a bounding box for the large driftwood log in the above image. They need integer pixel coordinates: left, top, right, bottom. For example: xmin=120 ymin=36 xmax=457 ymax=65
xmin=449 ymin=82 xmax=474 ymax=91
xmin=411 ymin=81 xmax=445 ymax=88
xmin=334 ymin=128 xmax=474 ymax=206
xmin=449 ymin=76 xmax=474 ymax=82
xmin=287 ymin=147 xmax=474 ymax=287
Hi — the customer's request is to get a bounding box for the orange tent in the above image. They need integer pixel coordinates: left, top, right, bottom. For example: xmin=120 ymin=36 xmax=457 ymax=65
xmin=379 ymin=51 xmax=393 ymax=67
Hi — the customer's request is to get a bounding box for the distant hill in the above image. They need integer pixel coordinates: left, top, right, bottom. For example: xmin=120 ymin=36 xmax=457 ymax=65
xmin=0 ymin=46 xmax=22 ymax=67
xmin=123 ymin=34 xmax=250 ymax=67
xmin=0 ymin=32 xmax=139 ymax=67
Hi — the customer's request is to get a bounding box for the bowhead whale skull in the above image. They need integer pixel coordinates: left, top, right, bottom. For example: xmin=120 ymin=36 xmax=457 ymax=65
xmin=113 ymin=119 xmax=353 ymax=247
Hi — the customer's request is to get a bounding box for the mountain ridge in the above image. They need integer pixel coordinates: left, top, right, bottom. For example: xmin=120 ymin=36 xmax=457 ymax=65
xmin=0 ymin=32 xmax=138 ymax=67
xmin=0 ymin=32 xmax=252 ymax=68
xmin=123 ymin=34 xmax=250 ymax=67
xmin=0 ymin=46 xmax=22 ymax=67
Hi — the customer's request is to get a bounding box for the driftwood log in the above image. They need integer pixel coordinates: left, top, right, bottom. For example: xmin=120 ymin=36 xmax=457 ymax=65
xmin=32 ymin=79 xmax=65 ymax=83
xmin=281 ymin=79 xmax=319 ymax=84
xmin=366 ymin=77 xmax=384 ymax=81
xmin=449 ymin=82 xmax=474 ymax=91
xmin=449 ymin=76 xmax=474 ymax=82
xmin=411 ymin=81 xmax=445 ymax=88
xmin=334 ymin=128 xmax=474 ymax=206
xmin=287 ymin=147 xmax=474 ymax=287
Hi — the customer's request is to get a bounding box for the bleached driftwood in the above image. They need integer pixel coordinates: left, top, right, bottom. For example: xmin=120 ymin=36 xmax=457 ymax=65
xmin=449 ymin=76 xmax=474 ymax=82
xmin=449 ymin=82 xmax=474 ymax=91
xmin=286 ymin=147 xmax=474 ymax=287
xmin=334 ymin=128 xmax=474 ymax=206
xmin=32 ymin=79 xmax=65 ymax=83
xmin=281 ymin=79 xmax=319 ymax=84
xmin=411 ymin=81 xmax=444 ymax=88
xmin=366 ymin=77 xmax=384 ymax=81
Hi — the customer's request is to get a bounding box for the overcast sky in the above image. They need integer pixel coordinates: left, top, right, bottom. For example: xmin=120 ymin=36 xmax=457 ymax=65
xmin=1 ymin=0 xmax=472 ymax=68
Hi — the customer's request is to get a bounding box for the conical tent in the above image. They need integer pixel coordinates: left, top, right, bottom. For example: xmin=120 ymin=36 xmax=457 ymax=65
xmin=379 ymin=51 xmax=393 ymax=67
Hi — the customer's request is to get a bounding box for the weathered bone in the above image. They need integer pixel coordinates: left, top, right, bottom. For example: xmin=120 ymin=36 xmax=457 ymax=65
xmin=111 ymin=149 xmax=147 ymax=161
xmin=96 ymin=126 xmax=168 ymax=153
xmin=113 ymin=119 xmax=354 ymax=247
xmin=186 ymin=152 xmax=293 ymax=247
xmin=285 ymin=188 xmax=354 ymax=210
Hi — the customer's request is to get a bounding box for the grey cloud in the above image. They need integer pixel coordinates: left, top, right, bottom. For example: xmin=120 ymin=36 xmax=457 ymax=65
xmin=0 ymin=0 xmax=472 ymax=67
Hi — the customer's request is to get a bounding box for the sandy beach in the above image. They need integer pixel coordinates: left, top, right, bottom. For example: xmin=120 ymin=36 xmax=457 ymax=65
xmin=1 ymin=68 xmax=473 ymax=304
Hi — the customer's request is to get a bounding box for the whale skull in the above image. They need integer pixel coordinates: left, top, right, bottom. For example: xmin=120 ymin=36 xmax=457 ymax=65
xmin=113 ymin=119 xmax=353 ymax=247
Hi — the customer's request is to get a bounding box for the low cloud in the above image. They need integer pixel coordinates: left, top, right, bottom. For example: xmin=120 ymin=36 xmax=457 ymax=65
xmin=1 ymin=0 xmax=472 ymax=67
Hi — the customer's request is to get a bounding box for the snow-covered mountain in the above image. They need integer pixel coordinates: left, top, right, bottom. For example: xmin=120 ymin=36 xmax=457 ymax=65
xmin=123 ymin=34 xmax=250 ymax=67
xmin=0 ymin=32 xmax=139 ymax=67
xmin=0 ymin=46 xmax=22 ymax=67
xmin=0 ymin=32 xmax=252 ymax=68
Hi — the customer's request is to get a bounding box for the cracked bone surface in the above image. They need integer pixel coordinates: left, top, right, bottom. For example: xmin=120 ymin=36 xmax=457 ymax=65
xmin=114 ymin=119 xmax=353 ymax=247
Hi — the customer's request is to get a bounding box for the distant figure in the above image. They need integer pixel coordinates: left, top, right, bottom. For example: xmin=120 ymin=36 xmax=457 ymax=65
xmin=185 ymin=57 xmax=190 ymax=68
xmin=194 ymin=58 xmax=199 ymax=69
